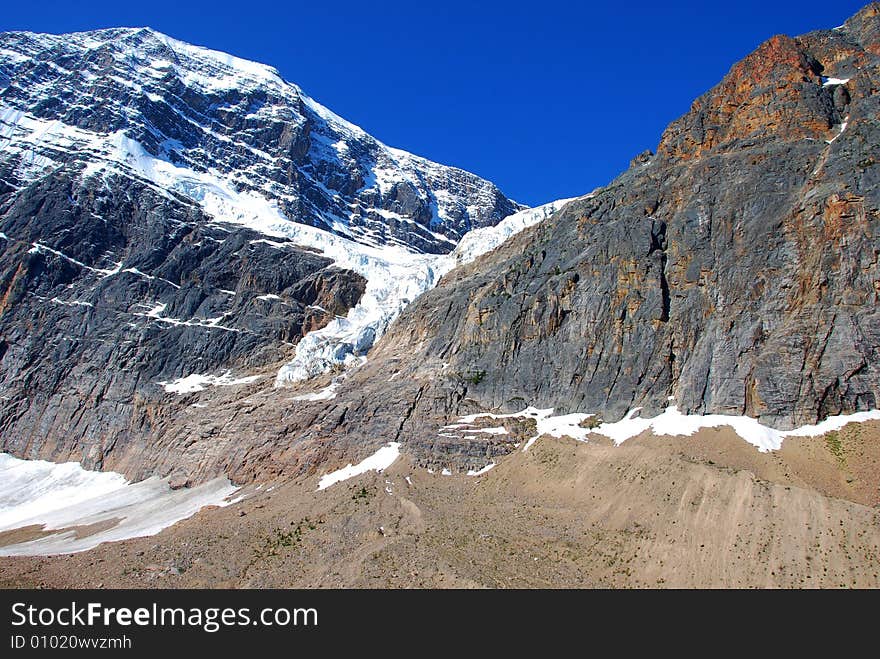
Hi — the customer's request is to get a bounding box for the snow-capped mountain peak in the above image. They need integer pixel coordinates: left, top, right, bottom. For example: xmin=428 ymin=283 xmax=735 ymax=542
xmin=0 ymin=27 xmax=521 ymax=254
xmin=0 ymin=27 xmax=540 ymax=392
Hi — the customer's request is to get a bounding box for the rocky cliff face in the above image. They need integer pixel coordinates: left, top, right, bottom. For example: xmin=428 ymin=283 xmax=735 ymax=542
xmin=0 ymin=167 xmax=365 ymax=469
xmin=0 ymin=27 xmax=519 ymax=473
xmin=3 ymin=8 xmax=879 ymax=485
xmin=234 ymin=4 xmax=880 ymax=477
xmin=370 ymin=5 xmax=879 ymax=434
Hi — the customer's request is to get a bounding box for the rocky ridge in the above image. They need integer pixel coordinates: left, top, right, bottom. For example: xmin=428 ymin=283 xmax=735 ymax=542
xmin=0 ymin=27 xmax=519 ymax=253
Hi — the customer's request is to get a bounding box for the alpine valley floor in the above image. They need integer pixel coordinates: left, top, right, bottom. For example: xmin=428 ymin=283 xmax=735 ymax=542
xmin=1 ymin=421 xmax=878 ymax=588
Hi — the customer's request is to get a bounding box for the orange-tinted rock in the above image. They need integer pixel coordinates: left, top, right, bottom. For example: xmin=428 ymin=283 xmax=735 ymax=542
xmin=657 ymin=29 xmax=852 ymax=161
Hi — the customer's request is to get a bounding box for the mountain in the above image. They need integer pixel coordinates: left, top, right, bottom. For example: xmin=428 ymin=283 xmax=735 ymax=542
xmin=0 ymin=26 xmax=520 ymax=474
xmin=0 ymin=27 xmax=519 ymax=253
xmin=204 ymin=3 xmax=880 ymax=480
xmin=2 ymin=6 xmax=879 ymax=484
xmin=2 ymin=7 xmax=880 ymax=587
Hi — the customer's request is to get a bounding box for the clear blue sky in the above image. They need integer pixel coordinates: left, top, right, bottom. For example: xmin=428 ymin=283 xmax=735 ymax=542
xmin=0 ymin=1 xmax=868 ymax=206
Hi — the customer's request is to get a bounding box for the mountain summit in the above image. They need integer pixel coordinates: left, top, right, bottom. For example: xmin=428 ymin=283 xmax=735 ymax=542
xmin=0 ymin=27 xmax=521 ymax=475
xmin=0 ymin=26 xmax=519 ymax=254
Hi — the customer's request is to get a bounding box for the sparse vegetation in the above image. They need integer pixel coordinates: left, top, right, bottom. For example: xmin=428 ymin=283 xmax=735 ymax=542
xmin=351 ymin=486 xmax=373 ymax=502
xmin=254 ymin=517 xmax=323 ymax=559
xmin=254 ymin=527 xmax=296 ymax=558
xmin=463 ymin=369 xmax=487 ymax=385
xmin=825 ymin=431 xmax=845 ymax=465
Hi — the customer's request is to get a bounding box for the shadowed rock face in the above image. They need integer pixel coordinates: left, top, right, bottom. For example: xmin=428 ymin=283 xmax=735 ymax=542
xmin=0 ymin=168 xmax=365 ymax=470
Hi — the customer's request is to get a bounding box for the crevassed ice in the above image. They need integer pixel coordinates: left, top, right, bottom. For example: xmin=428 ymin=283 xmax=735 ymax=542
xmin=1 ymin=98 xmax=578 ymax=387
xmin=276 ymin=197 xmax=582 ymax=385
xmin=451 ymin=197 xmax=579 ymax=267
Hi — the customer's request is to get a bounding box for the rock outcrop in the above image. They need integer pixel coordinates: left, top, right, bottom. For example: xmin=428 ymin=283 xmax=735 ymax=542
xmin=0 ymin=168 xmax=365 ymax=469
xmin=371 ymin=5 xmax=879 ymax=435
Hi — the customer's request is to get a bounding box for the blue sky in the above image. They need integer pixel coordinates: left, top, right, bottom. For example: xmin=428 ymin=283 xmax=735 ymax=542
xmin=1 ymin=1 xmax=868 ymax=206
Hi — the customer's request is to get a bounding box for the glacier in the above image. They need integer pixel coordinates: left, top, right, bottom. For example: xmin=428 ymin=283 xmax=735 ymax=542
xmin=0 ymin=453 xmax=240 ymax=556
xmin=0 ymin=27 xmax=583 ymax=555
xmin=0 ymin=103 xmax=574 ymax=385
xmin=0 ymin=27 xmax=564 ymax=388
xmin=276 ymin=197 xmax=579 ymax=385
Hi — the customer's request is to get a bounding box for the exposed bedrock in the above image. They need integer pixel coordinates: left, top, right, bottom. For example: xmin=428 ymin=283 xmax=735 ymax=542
xmin=0 ymin=169 xmax=365 ymax=473
xmin=3 ymin=8 xmax=880 ymax=482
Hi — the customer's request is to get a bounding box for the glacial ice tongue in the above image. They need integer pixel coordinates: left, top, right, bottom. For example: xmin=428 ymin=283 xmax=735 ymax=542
xmin=275 ymin=197 xmax=580 ymax=385
xmin=0 ymin=453 xmax=240 ymax=556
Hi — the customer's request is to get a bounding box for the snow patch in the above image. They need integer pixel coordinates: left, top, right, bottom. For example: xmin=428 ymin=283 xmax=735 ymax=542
xmin=467 ymin=462 xmax=496 ymax=476
xmin=594 ymin=405 xmax=880 ymax=452
xmin=449 ymin=406 xmax=593 ymax=452
xmin=447 ymin=404 xmax=880 ymax=454
xmin=50 ymin=297 xmax=93 ymax=308
xmin=159 ymin=371 xmax=261 ymax=394
xmin=468 ymin=426 xmax=509 ymax=435
xmin=28 ymin=243 xmax=121 ymax=277
xmin=139 ymin=300 xmax=240 ymax=332
xmin=0 ymin=453 xmax=239 ymax=556
xmin=291 ymin=378 xmax=341 ymax=401
xmin=827 ymin=116 xmax=849 ymax=144
xmin=317 ymin=442 xmax=401 ymax=490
